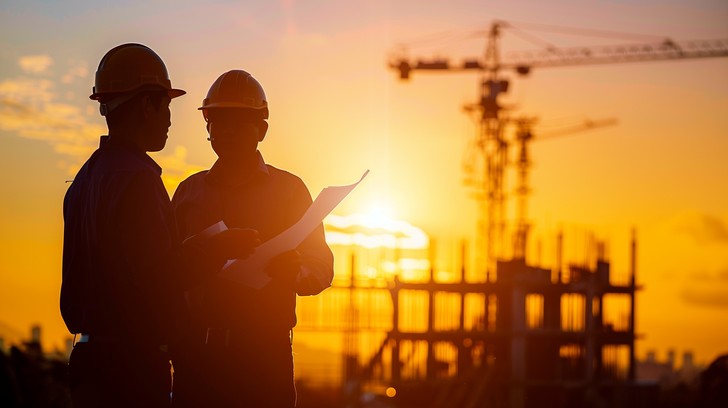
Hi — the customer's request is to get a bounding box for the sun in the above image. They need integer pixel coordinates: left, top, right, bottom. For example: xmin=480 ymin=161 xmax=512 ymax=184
xmin=324 ymin=200 xmax=428 ymax=250
xmin=364 ymin=201 xmax=394 ymax=225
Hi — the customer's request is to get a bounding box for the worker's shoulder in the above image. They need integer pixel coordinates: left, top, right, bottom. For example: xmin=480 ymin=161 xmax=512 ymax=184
xmin=174 ymin=169 xmax=209 ymax=194
xmin=88 ymin=149 xmax=161 ymax=184
xmin=179 ymin=169 xmax=209 ymax=184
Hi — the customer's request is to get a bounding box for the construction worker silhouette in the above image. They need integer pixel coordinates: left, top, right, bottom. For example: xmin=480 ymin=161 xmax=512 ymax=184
xmin=61 ymin=45 xmax=259 ymax=408
xmin=170 ymin=70 xmax=334 ymax=408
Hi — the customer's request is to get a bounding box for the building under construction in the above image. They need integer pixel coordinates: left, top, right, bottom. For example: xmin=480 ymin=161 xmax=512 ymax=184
xmin=296 ymin=220 xmax=650 ymax=408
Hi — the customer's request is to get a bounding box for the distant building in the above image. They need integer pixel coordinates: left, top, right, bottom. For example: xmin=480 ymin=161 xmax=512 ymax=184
xmin=637 ymin=350 xmax=674 ymax=383
xmin=637 ymin=349 xmax=702 ymax=386
xmin=30 ymin=325 xmax=41 ymax=344
xmin=24 ymin=325 xmax=43 ymax=357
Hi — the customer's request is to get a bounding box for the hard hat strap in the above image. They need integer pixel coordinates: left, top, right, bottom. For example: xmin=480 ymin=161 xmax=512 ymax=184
xmin=100 ymin=92 xmax=137 ymax=116
xmin=99 ymin=85 xmax=165 ymax=116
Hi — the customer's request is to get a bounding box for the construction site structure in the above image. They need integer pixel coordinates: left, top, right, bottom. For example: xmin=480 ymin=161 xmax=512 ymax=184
xmin=368 ymin=234 xmax=642 ymax=408
xmin=296 ymin=220 xmax=647 ymax=407
xmin=389 ymin=20 xmax=728 ymax=275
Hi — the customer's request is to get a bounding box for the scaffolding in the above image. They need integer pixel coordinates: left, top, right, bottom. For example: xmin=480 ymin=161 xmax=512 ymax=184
xmin=295 ymin=228 xmax=651 ymax=407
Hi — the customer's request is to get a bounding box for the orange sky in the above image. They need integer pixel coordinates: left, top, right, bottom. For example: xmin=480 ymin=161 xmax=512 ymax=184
xmin=0 ymin=0 xmax=727 ymax=366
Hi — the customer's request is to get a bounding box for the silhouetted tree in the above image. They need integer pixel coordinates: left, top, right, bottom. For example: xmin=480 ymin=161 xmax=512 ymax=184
xmin=697 ymin=354 xmax=728 ymax=408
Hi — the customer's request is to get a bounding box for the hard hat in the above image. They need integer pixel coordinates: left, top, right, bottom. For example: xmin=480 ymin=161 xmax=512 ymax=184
xmin=89 ymin=43 xmax=185 ymax=101
xmin=198 ymin=70 xmax=269 ymax=120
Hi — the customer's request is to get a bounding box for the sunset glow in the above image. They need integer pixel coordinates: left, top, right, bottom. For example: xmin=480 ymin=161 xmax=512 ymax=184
xmin=325 ymin=212 xmax=429 ymax=250
xmin=0 ymin=0 xmax=727 ymax=387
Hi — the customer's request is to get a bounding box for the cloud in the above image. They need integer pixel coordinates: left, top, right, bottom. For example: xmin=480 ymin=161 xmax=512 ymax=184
xmin=0 ymin=75 xmax=104 ymax=174
xmin=61 ymin=60 xmax=89 ymax=84
xmin=2 ymin=55 xmax=204 ymax=184
xmin=681 ymin=267 xmax=728 ymax=308
xmin=0 ymin=77 xmax=54 ymax=105
xmin=675 ymin=213 xmax=728 ymax=245
xmin=0 ymin=77 xmax=103 ymax=154
xmin=18 ymin=55 xmax=54 ymax=74
xmin=681 ymin=287 xmax=728 ymax=308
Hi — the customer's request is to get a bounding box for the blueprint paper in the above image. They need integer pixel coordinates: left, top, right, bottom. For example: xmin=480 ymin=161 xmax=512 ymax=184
xmin=220 ymin=170 xmax=369 ymax=289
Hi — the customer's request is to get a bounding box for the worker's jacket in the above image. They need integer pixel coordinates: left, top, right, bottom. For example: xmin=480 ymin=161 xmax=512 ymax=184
xmin=61 ymin=136 xmax=222 ymax=347
xmin=171 ymin=152 xmax=334 ymax=336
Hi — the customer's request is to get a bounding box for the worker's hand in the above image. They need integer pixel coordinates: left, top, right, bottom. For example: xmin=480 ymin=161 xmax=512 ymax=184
xmin=265 ymin=250 xmax=302 ymax=282
xmin=209 ymin=228 xmax=260 ymax=261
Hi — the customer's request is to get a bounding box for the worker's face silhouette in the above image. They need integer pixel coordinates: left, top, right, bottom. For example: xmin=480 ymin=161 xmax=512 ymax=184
xmin=139 ymin=93 xmax=172 ymax=152
xmin=205 ymin=108 xmax=267 ymax=162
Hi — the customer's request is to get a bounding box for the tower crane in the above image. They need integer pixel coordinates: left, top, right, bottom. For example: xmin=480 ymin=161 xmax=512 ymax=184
xmin=508 ymin=117 xmax=618 ymax=261
xmin=389 ymin=20 xmax=728 ymax=277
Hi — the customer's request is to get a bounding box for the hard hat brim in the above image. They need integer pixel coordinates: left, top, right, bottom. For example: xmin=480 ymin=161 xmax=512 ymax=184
xmin=197 ymin=102 xmax=266 ymax=110
xmin=90 ymin=87 xmax=186 ymax=101
xmin=168 ymin=88 xmax=186 ymax=99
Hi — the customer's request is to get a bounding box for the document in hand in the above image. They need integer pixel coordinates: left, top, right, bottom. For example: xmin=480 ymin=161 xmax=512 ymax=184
xmin=218 ymin=170 xmax=369 ymax=289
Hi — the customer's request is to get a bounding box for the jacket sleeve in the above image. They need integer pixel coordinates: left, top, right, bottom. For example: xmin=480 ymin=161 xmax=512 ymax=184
xmin=290 ymin=179 xmax=335 ymax=296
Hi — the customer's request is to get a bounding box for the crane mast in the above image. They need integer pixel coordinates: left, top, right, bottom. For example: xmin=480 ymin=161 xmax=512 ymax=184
xmin=389 ymin=21 xmax=728 ymax=277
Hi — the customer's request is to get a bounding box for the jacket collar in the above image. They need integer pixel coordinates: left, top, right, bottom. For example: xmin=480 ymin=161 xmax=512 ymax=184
xmin=99 ymin=135 xmax=162 ymax=175
xmin=206 ymin=150 xmax=269 ymax=186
